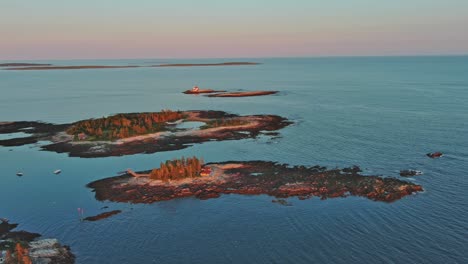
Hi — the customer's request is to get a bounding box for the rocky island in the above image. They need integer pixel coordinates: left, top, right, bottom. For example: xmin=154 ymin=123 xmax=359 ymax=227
xmin=0 ymin=110 xmax=291 ymax=158
xmin=183 ymin=86 xmax=278 ymax=97
xmin=183 ymin=89 xmax=227 ymax=94
xmin=87 ymin=157 xmax=423 ymax=204
xmin=0 ymin=219 xmax=75 ymax=264
xmin=206 ymin=91 xmax=278 ymax=97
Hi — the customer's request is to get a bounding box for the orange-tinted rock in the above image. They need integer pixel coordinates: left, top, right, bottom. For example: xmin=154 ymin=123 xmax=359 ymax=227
xmin=88 ymin=161 xmax=423 ymax=204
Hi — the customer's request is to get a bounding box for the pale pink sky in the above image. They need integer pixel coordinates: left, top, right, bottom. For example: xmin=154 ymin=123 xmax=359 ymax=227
xmin=1 ymin=0 xmax=468 ymax=60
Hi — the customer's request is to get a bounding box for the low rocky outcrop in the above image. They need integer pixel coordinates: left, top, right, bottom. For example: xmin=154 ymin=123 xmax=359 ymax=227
xmin=0 ymin=219 xmax=75 ymax=264
xmin=87 ymin=161 xmax=423 ymax=204
xmin=83 ymin=210 xmax=122 ymax=222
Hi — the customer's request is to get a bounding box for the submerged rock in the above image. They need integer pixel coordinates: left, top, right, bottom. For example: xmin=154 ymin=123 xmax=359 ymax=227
xmin=272 ymin=199 xmax=292 ymax=206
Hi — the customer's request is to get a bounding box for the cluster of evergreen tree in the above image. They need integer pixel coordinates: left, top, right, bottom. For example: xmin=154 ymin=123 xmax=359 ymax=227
xmin=4 ymin=243 xmax=32 ymax=264
xmin=150 ymin=156 xmax=204 ymax=181
xmin=67 ymin=110 xmax=184 ymax=140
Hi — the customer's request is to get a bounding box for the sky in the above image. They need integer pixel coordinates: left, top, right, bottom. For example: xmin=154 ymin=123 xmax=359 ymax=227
xmin=1 ymin=0 xmax=468 ymax=60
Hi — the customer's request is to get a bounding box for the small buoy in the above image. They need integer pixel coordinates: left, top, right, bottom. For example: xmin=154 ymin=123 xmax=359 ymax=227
xmin=54 ymin=169 xmax=62 ymax=174
xmin=16 ymin=172 xmax=23 ymax=176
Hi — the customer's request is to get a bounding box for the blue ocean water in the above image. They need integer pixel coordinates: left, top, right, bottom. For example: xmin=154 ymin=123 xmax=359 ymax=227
xmin=0 ymin=56 xmax=467 ymax=263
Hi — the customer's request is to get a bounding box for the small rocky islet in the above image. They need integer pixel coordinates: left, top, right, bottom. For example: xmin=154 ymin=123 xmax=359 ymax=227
xmin=83 ymin=210 xmax=122 ymax=222
xmin=400 ymin=169 xmax=423 ymax=177
xmin=87 ymin=158 xmax=423 ymax=204
xmin=0 ymin=219 xmax=75 ymax=264
xmin=183 ymin=88 xmax=278 ymax=97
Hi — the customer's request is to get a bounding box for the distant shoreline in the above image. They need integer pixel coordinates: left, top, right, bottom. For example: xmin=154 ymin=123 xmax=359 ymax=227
xmin=2 ymin=62 xmax=259 ymax=71
xmin=154 ymin=62 xmax=260 ymax=67
xmin=0 ymin=63 xmax=52 ymax=67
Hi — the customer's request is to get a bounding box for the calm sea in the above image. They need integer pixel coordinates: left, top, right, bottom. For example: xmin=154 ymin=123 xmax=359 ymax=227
xmin=0 ymin=56 xmax=467 ymax=263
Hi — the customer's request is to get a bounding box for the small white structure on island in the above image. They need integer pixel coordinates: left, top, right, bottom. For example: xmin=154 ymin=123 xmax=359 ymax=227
xmin=191 ymin=86 xmax=199 ymax=92
xmin=77 ymin=133 xmax=87 ymax=141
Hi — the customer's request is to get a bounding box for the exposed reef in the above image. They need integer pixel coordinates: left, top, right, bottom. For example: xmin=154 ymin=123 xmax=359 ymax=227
xmin=206 ymin=91 xmax=278 ymax=97
xmin=0 ymin=219 xmax=75 ymax=264
xmin=0 ymin=110 xmax=291 ymax=158
xmin=87 ymin=161 xmax=423 ymax=204
xmin=400 ymin=170 xmax=423 ymax=177
xmin=83 ymin=210 xmax=122 ymax=222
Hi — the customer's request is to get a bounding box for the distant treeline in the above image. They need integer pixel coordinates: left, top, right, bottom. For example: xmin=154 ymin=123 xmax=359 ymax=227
xmin=66 ymin=110 xmax=185 ymax=140
xmin=150 ymin=156 xmax=204 ymax=181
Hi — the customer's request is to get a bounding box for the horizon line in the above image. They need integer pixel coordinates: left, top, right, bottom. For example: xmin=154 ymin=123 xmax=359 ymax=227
xmin=1 ymin=53 xmax=467 ymax=62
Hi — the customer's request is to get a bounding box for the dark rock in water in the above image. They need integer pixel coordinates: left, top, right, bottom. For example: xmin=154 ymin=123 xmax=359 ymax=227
xmin=400 ymin=170 xmax=423 ymax=177
xmin=341 ymin=165 xmax=362 ymax=174
xmin=426 ymin=152 xmax=443 ymax=158
xmin=83 ymin=210 xmax=122 ymax=221
xmin=0 ymin=221 xmax=18 ymax=237
xmin=272 ymin=199 xmax=292 ymax=206
xmin=4 ymin=230 xmax=41 ymax=242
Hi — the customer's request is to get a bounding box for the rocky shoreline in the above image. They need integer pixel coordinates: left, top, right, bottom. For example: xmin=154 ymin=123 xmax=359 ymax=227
xmin=87 ymin=161 xmax=423 ymax=204
xmin=206 ymin=91 xmax=278 ymax=97
xmin=183 ymin=89 xmax=227 ymax=94
xmin=0 ymin=219 xmax=75 ymax=264
xmin=0 ymin=110 xmax=291 ymax=158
